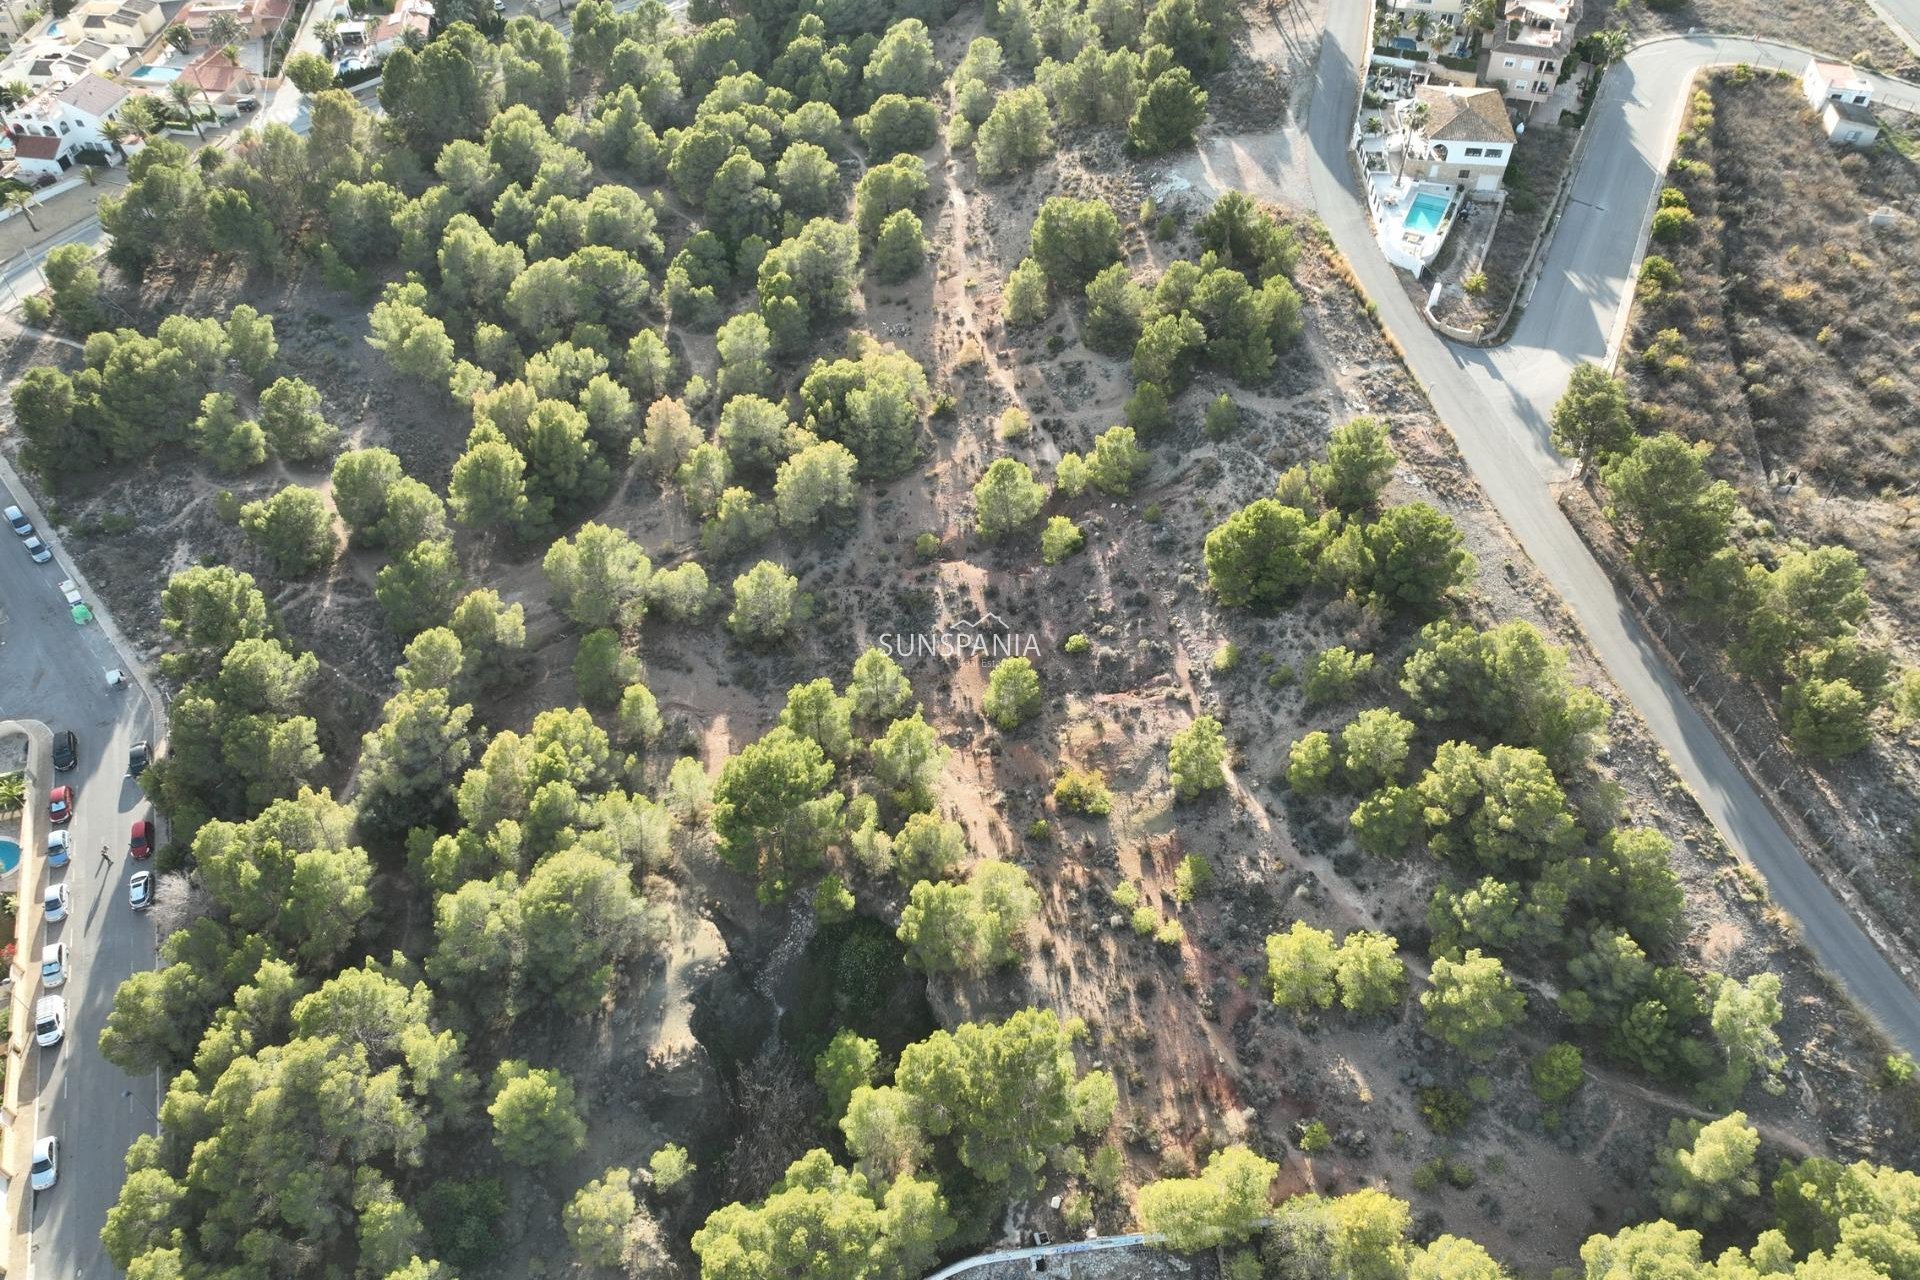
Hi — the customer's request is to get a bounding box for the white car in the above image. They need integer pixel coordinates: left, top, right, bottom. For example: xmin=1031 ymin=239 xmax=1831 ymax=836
xmin=22 ymin=534 xmax=50 ymax=563
xmin=30 ymin=1137 xmax=57 ymax=1191
xmin=33 ymin=996 xmax=64 ymax=1048
xmin=129 ymin=870 xmax=153 ymax=912
xmin=4 ymin=504 xmax=30 ymax=537
xmin=46 ymin=831 xmax=70 ymax=867
xmin=43 ymin=881 xmax=69 ymax=923
xmin=40 ymin=942 xmax=67 ymax=989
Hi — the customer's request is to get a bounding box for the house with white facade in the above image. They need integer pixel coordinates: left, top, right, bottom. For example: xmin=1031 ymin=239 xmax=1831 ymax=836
xmin=2 ymin=71 xmax=130 ymax=178
xmin=1820 ymin=100 xmax=1880 ymax=147
xmin=1803 ymin=58 xmax=1873 ymax=110
xmin=1481 ymin=0 xmax=1580 ymax=113
xmin=1359 ymin=85 xmax=1516 ymax=275
xmin=1401 ymin=84 xmax=1515 ymax=193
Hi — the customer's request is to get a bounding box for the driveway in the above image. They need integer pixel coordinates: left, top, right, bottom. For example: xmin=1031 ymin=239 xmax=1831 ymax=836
xmin=1293 ymin=13 xmax=1920 ymax=1053
xmin=0 ymin=474 xmax=160 ymax=1279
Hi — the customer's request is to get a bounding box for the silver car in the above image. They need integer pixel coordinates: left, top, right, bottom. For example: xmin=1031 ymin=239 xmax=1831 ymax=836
xmin=30 ymin=1137 xmax=57 ymax=1191
xmin=40 ymin=942 xmax=67 ymax=989
xmin=43 ymin=881 xmax=69 ymax=923
xmin=22 ymin=534 xmax=50 ymax=563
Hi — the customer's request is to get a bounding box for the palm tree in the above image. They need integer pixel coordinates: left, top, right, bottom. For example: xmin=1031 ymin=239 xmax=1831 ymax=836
xmin=165 ymin=20 xmax=193 ymax=52
xmin=0 ymin=772 xmax=25 ymax=813
xmin=1395 ymin=100 xmax=1429 ymax=181
xmin=0 ymin=79 xmax=27 ymax=109
xmin=314 ymin=16 xmax=338 ymax=53
xmin=168 ymin=79 xmax=204 ymax=138
xmin=206 ymin=11 xmax=244 ymax=47
xmin=117 ymin=96 xmax=160 ymax=138
xmin=3 ymin=187 xmax=40 ymax=231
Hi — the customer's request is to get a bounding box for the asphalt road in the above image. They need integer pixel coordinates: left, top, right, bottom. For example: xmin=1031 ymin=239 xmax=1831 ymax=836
xmin=1296 ymin=11 xmax=1920 ymax=1054
xmin=0 ymin=474 xmax=159 ymax=1280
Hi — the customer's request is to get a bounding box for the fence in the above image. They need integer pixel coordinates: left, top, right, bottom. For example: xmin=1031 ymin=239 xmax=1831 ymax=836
xmin=1570 ymin=507 xmax=1920 ymax=983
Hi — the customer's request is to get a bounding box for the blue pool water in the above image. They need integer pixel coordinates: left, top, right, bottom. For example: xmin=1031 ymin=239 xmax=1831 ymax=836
xmin=129 ymin=65 xmax=183 ymax=82
xmin=0 ymin=841 xmax=19 ymax=874
xmin=1405 ymin=193 xmax=1449 ymax=236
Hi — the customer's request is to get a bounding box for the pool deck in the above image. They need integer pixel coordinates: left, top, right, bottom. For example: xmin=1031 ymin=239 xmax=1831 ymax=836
xmin=1364 ymin=172 xmax=1459 ymax=275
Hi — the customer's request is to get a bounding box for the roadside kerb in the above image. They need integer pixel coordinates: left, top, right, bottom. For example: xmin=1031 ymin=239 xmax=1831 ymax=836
xmin=0 ymin=720 xmax=49 ymax=1280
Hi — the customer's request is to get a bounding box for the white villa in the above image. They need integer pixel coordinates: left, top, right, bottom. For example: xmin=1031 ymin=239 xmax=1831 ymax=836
xmin=1359 ymin=85 xmax=1516 ymax=275
xmin=2 ymin=71 xmax=131 ymax=180
xmin=1802 ymin=58 xmax=1873 ymax=110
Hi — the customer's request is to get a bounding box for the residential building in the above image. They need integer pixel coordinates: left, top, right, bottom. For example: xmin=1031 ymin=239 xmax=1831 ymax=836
xmin=2 ymin=71 xmax=131 ymax=179
xmin=178 ymin=44 xmax=263 ymax=102
xmin=175 ymin=0 xmax=293 ymax=44
xmin=336 ymin=0 xmax=432 ymax=61
xmin=1802 ymin=58 xmax=1873 ymax=110
xmin=1481 ymin=0 xmax=1580 ymax=112
xmin=1821 ymin=99 xmax=1880 ymax=147
xmin=1400 ymin=84 xmax=1515 ymax=194
xmin=0 ymin=36 xmax=129 ymax=87
xmin=71 ymin=0 xmax=164 ymax=46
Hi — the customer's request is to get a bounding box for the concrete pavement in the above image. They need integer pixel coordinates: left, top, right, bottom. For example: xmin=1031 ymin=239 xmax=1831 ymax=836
xmin=1290 ymin=11 xmax=1920 ymax=1054
xmin=0 ymin=470 xmax=160 ymax=1280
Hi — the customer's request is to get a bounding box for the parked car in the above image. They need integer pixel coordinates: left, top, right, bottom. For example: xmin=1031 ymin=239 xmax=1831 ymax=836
xmin=4 ymin=504 xmax=31 ymax=537
xmin=43 ymin=881 xmax=69 ymax=924
xmin=47 ymin=785 xmax=73 ymax=824
xmin=34 ymin=996 xmax=65 ymax=1048
xmin=51 ymin=730 xmax=76 ymax=772
xmin=46 ymin=831 xmax=70 ymax=867
xmin=128 ymin=740 xmax=151 ymax=776
xmin=235 ymin=93 xmax=258 ymax=111
xmin=22 ymin=534 xmax=50 ymax=563
xmin=129 ymin=870 xmax=153 ymax=912
xmin=40 ymin=941 xmax=67 ymax=989
xmin=129 ymin=817 xmax=155 ymax=859
xmin=30 ymin=1137 xmax=58 ymax=1191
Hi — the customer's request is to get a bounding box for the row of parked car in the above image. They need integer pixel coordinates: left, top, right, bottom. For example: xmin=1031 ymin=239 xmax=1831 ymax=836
xmin=28 ymin=729 xmax=160 ymax=1196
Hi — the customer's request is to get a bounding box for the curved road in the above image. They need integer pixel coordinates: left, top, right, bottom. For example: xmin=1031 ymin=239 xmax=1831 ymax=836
xmin=1290 ymin=14 xmax=1920 ymax=1053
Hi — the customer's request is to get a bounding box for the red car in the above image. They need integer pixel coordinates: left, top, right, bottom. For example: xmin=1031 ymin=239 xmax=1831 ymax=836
xmin=129 ymin=818 xmax=155 ymax=860
xmin=47 ymin=786 xmax=73 ymax=825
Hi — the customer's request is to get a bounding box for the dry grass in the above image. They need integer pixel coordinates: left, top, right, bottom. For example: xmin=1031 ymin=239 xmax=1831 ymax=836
xmin=1618 ymin=66 xmax=1920 ymax=967
xmin=1598 ymin=0 xmax=1914 ymax=77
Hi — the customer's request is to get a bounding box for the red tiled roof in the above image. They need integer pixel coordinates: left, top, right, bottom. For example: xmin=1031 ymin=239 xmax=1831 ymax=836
xmin=182 ymin=49 xmax=250 ymax=91
xmin=10 ymin=134 xmax=62 ymax=160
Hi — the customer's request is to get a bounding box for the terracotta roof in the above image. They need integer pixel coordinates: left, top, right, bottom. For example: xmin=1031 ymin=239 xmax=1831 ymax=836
xmin=181 ymin=47 xmax=249 ymax=91
xmin=11 ymin=133 xmax=62 ymax=159
xmin=54 ymin=72 xmax=127 ymax=117
xmin=1414 ymin=84 xmax=1516 ymax=145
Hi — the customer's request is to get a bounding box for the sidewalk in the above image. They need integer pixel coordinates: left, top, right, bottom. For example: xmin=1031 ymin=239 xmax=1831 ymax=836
xmin=0 ymin=172 xmax=125 ymax=267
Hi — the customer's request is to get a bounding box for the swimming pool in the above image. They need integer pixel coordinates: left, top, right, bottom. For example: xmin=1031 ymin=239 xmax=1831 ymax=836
xmin=0 ymin=841 xmax=19 ymax=874
xmin=129 ymin=65 xmax=183 ymax=82
xmin=1404 ymin=192 xmax=1449 ymax=236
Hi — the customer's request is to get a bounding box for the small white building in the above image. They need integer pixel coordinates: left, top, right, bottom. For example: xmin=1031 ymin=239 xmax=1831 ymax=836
xmin=1386 ymin=0 xmax=1466 ymax=19
xmin=1821 ymin=99 xmax=1880 ymax=147
xmin=1803 ymin=58 xmax=1873 ymax=110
